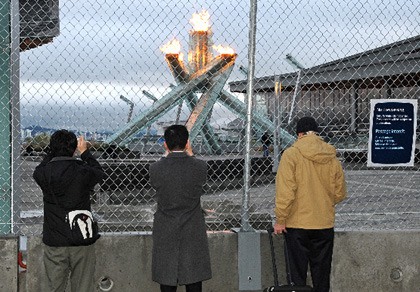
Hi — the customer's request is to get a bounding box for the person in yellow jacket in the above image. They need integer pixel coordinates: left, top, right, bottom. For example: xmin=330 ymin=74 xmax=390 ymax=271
xmin=273 ymin=116 xmax=347 ymax=292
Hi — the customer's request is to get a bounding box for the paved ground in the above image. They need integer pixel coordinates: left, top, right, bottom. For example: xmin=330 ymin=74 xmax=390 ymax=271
xmin=14 ymin=157 xmax=420 ymax=235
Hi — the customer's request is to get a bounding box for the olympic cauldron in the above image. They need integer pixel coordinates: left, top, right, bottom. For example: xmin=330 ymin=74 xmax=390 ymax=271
xmin=105 ymin=10 xmax=293 ymax=151
xmin=98 ymin=11 xmax=293 ymax=231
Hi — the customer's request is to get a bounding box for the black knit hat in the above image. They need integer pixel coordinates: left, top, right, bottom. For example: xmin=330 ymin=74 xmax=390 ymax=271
xmin=296 ymin=116 xmax=319 ymax=134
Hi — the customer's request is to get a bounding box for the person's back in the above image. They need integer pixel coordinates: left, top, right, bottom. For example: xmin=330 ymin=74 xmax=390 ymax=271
xmin=276 ymin=132 xmax=346 ymax=229
xmin=151 ymin=153 xmax=206 ymax=215
xmin=273 ymin=117 xmax=347 ymax=292
xmin=149 ymin=125 xmax=211 ymax=292
xmin=33 ymin=130 xmax=105 ymax=291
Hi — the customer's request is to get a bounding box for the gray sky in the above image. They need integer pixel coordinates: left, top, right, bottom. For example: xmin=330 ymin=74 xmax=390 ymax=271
xmin=19 ymin=0 xmax=420 ymax=131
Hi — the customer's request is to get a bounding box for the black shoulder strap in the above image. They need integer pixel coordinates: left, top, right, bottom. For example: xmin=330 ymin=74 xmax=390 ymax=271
xmin=43 ymin=163 xmax=62 ymax=208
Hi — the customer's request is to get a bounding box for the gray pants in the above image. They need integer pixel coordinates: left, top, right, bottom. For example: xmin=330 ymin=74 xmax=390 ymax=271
xmin=43 ymin=244 xmax=96 ymax=292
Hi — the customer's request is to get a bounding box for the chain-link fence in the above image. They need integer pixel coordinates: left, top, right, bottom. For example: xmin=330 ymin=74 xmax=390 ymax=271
xmin=1 ymin=0 xmax=419 ymax=235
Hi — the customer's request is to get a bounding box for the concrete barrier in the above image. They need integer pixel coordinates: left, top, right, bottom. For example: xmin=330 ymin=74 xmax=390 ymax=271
xmin=332 ymin=231 xmax=419 ymax=292
xmin=22 ymin=231 xmax=419 ymax=291
xmin=0 ymin=236 xmax=18 ymax=292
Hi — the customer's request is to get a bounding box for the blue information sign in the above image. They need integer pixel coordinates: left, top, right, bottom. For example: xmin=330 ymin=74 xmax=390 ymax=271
xmin=368 ymin=99 xmax=418 ymax=167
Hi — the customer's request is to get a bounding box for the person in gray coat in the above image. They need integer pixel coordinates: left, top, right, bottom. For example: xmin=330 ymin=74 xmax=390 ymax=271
xmin=149 ymin=125 xmax=212 ymax=292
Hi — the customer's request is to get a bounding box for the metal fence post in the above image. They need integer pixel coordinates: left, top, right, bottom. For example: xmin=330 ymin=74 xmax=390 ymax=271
xmin=238 ymin=4 xmax=262 ymax=288
xmin=0 ymin=0 xmax=12 ymax=234
xmin=241 ymin=0 xmax=258 ymax=232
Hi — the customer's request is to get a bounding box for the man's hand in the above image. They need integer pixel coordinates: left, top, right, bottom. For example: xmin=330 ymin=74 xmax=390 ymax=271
xmin=77 ymin=136 xmax=88 ymax=154
xmin=273 ymin=223 xmax=287 ymax=234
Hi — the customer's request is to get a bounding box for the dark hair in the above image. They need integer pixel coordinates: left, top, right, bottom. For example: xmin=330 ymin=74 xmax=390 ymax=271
xmin=49 ymin=129 xmax=77 ymax=157
xmin=164 ymin=125 xmax=189 ymax=151
xmin=296 ymin=116 xmax=319 ymax=135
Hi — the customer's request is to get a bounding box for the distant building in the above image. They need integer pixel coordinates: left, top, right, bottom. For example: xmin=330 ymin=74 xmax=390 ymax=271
xmin=21 ymin=128 xmax=32 ymax=140
xmin=229 ymin=35 xmax=420 ymax=147
xmin=155 ymin=120 xmax=187 ymax=136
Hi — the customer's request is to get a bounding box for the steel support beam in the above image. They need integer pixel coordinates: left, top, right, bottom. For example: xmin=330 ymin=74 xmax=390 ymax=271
xmin=106 ymin=54 xmax=236 ymax=145
xmin=218 ymin=90 xmax=295 ymax=149
xmin=166 ymin=54 xmax=222 ymax=153
xmin=186 ymin=66 xmax=234 ymax=148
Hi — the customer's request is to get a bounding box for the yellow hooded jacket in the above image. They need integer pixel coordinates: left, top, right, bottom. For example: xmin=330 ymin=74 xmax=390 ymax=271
xmin=275 ymin=133 xmax=347 ymax=229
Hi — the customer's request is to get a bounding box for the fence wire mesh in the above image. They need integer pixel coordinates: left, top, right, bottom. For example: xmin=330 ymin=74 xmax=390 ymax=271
xmin=1 ymin=0 xmax=419 ymax=235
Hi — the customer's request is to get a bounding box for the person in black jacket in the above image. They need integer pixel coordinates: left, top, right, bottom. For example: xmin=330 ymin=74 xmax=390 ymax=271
xmin=261 ymin=132 xmax=272 ymax=157
xmin=33 ymin=129 xmax=105 ymax=292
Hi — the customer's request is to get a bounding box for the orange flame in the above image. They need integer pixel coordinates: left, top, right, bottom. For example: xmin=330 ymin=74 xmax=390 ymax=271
xmin=190 ymin=10 xmax=211 ymax=32
xmin=160 ymin=39 xmax=181 ymax=54
xmin=213 ymin=44 xmax=235 ymax=55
